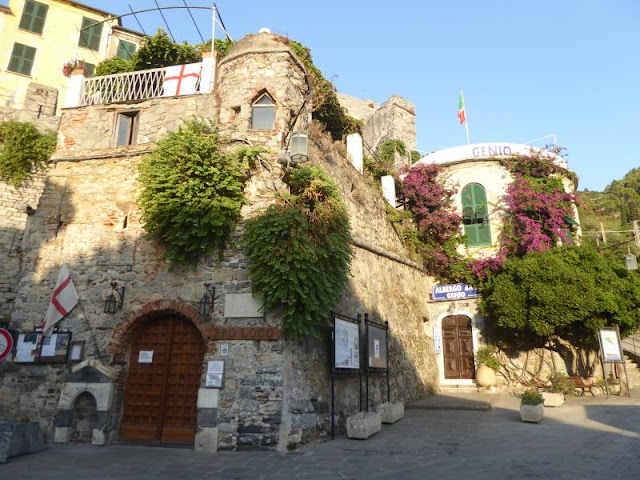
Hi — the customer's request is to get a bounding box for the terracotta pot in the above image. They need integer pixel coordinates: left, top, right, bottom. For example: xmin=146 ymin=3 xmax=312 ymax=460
xmin=475 ymin=363 xmax=497 ymax=387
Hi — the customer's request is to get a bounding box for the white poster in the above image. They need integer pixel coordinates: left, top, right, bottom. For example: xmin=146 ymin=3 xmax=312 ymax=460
xmin=206 ymin=360 xmax=225 ymax=388
xmin=334 ymin=317 xmax=360 ymax=369
xmin=374 ymin=339 xmax=380 ymax=359
xmin=599 ymin=329 xmax=623 ymax=362
xmin=138 ymin=350 xmax=154 ymax=363
xmin=433 ymin=327 xmax=442 ymax=355
xmin=40 ymin=334 xmax=58 ymax=357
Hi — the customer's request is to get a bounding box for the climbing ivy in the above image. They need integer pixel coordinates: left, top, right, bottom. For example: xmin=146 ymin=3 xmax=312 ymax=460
xmin=242 ymin=166 xmax=353 ymax=338
xmin=137 ymin=119 xmax=261 ymax=265
xmin=0 ymin=120 xmax=56 ymax=187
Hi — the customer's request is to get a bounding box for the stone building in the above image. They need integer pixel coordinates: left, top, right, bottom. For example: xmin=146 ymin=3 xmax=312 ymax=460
xmin=415 ymin=143 xmax=580 ymax=388
xmin=0 ymin=30 xmax=438 ymax=452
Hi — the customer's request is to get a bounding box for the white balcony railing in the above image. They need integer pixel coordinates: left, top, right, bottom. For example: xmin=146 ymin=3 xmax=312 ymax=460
xmin=69 ymin=58 xmax=215 ymax=108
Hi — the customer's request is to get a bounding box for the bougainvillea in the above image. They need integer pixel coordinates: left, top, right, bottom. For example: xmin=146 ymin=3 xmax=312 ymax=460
xmin=400 ymin=163 xmax=464 ymax=279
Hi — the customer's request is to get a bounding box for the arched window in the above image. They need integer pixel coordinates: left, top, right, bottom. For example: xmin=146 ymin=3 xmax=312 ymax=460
xmin=461 ymin=183 xmax=491 ymax=247
xmin=251 ymin=92 xmax=275 ymax=130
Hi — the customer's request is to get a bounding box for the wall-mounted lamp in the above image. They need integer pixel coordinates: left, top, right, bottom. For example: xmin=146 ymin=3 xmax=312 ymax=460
xmin=199 ymin=283 xmax=216 ymax=316
xmin=104 ymin=281 xmax=125 ymax=314
xmin=278 ymin=132 xmax=309 ymax=169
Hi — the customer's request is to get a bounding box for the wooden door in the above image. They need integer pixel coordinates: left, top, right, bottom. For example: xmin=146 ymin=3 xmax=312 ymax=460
xmin=442 ymin=315 xmax=475 ymax=379
xmin=120 ymin=316 xmax=205 ymax=445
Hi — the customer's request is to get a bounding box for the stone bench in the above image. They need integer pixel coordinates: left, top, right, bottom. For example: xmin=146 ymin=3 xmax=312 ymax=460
xmin=346 ymin=412 xmax=382 ymax=439
xmin=376 ymin=402 xmax=404 ymax=424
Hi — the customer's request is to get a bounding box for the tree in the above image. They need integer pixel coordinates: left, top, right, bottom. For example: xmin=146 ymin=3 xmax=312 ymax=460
xmin=132 ymin=29 xmax=200 ymax=71
xmin=478 ymin=246 xmax=640 ymax=371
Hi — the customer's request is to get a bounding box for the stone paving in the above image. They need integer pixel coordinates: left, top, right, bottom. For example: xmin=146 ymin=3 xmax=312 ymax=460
xmin=2 ymin=390 xmax=640 ymax=479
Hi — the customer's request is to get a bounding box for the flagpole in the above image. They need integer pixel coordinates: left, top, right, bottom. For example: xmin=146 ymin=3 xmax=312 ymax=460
xmin=462 ymin=90 xmax=470 ymax=145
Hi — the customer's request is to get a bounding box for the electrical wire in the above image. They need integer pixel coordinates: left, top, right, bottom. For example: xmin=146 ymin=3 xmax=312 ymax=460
xmin=183 ymin=0 xmax=205 ymax=43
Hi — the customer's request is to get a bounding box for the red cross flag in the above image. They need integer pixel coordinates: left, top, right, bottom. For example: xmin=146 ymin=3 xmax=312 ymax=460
xmin=163 ymin=63 xmax=201 ymax=97
xmin=41 ymin=265 xmax=78 ymax=336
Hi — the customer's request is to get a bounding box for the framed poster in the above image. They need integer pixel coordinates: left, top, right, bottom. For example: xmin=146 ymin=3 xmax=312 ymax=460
xmin=366 ymin=320 xmax=388 ymax=371
xmin=69 ymin=341 xmax=85 ymax=362
xmin=599 ymin=329 xmax=623 ymax=363
xmin=39 ymin=332 xmax=71 ymax=363
xmin=332 ymin=314 xmax=360 ymax=371
xmin=15 ymin=332 xmax=43 ymax=363
xmin=206 ymin=360 xmax=224 ymax=388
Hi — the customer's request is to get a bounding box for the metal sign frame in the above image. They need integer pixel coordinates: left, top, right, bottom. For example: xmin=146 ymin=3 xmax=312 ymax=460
xmin=597 ymin=327 xmax=631 ymax=398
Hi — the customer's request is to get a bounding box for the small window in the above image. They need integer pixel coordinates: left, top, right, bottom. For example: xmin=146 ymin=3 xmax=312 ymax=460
xmin=79 ymin=17 xmax=103 ymax=51
xmin=83 ymin=62 xmax=95 ymax=76
xmin=461 ymin=183 xmax=492 ymax=247
xmin=8 ymin=43 xmax=36 ymax=76
xmin=19 ymin=0 xmax=48 ymax=34
xmin=251 ymin=93 xmax=275 ymax=130
xmin=116 ymin=40 xmax=137 ymax=60
xmin=115 ymin=112 xmax=138 ymax=146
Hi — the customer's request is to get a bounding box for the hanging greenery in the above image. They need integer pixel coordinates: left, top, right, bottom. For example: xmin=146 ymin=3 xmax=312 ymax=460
xmin=0 ymin=120 xmax=56 ymax=187
xmin=137 ymin=119 xmax=261 ymax=265
xmin=242 ymin=166 xmax=353 ymax=338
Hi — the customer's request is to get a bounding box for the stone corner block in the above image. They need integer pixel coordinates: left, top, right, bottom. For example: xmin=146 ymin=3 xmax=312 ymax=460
xmin=54 ymin=427 xmax=71 ymax=444
xmin=346 ymin=412 xmax=382 ymax=440
xmin=197 ymin=388 xmax=219 ymax=409
xmin=541 ymin=392 xmax=564 ymax=407
xmin=520 ymin=404 xmax=544 ymax=423
xmin=92 ymin=429 xmax=106 ymax=446
xmin=194 ymin=427 xmax=218 ymax=453
xmin=376 ymin=402 xmax=404 ymax=424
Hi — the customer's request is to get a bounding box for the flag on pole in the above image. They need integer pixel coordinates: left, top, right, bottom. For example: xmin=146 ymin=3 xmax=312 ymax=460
xmin=458 ymin=91 xmax=466 ymax=124
xmin=41 ymin=264 xmax=78 ymax=336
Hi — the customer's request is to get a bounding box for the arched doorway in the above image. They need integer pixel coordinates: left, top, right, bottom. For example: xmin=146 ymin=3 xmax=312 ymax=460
xmin=442 ymin=315 xmax=475 ymax=380
xmin=70 ymin=392 xmax=98 ymax=443
xmin=119 ymin=315 xmax=205 ymax=445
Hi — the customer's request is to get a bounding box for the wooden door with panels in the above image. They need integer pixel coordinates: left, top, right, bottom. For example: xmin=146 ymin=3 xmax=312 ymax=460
xmin=442 ymin=315 xmax=475 ymax=380
xmin=120 ymin=316 xmax=205 ymax=445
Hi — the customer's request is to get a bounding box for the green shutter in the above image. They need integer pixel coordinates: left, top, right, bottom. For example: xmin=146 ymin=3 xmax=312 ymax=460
xmin=8 ymin=43 xmax=36 ymax=76
xmin=117 ymin=40 xmax=137 ymax=60
xmin=79 ymin=17 xmax=103 ymax=51
xmin=19 ymin=1 xmax=48 ymax=34
xmin=461 ymin=183 xmax=492 ymax=247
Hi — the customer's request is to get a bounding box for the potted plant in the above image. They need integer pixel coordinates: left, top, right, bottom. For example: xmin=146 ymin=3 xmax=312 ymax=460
xmin=475 ymin=345 xmax=501 ymax=387
xmin=520 ymin=389 xmax=544 ymax=423
xmin=542 ymin=372 xmax=573 ymax=406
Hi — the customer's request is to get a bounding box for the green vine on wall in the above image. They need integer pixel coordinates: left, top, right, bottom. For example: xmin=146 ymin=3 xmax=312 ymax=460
xmin=137 ymin=119 xmax=262 ymax=265
xmin=242 ymin=166 xmax=353 ymax=338
xmin=0 ymin=120 xmax=56 ymax=188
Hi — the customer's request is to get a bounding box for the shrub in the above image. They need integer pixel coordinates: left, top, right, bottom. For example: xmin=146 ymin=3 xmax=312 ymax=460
xmin=94 ymin=57 xmax=133 ymax=76
xmin=547 ymin=372 xmax=574 ymax=395
xmin=0 ymin=120 xmax=56 ymax=187
xmin=475 ymin=345 xmax=501 ymax=371
xmin=520 ymin=389 xmax=544 ymax=405
xmin=242 ymin=166 xmax=353 ymax=338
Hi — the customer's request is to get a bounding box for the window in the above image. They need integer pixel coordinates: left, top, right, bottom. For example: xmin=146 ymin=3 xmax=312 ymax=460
xmin=8 ymin=43 xmax=36 ymax=76
xmin=79 ymin=17 xmax=103 ymax=51
xmin=116 ymin=40 xmax=137 ymax=60
xmin=461 ymin=183 xmax=492 ymax=247
xmin=19 ymin=0 xmax=48 ymax=34
xmin=251 ymin=93 xmax=275 ymax=130
xmin=115 ymin=112 xmax=139 ymax=146
xmin=83 ymin=62 xmax=95 ymax=76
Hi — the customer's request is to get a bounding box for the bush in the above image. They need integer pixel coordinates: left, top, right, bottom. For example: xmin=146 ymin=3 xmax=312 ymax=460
xmin=94 ymin=57 xmax=133 ymax=76
xmin=520 ymin=389 xmax=544 ymax=405
xmin=0 ymin=120 xmax=56 ymax=187
xmin=547 ymin=372 xmax=575 ymax=395
xmin=475 ymin=345 xmax=501 ymax=371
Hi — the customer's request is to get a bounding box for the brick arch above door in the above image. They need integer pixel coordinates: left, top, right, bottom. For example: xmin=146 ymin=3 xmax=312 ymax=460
xmin=108 ymin=299 xmax=215 ymax=363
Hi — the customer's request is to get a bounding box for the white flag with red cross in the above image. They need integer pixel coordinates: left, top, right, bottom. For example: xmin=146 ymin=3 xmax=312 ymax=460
xmin=163 ymin=63 xmax=201 ymax=97
xmin=41 ymin=264 xmax=78 ymax=336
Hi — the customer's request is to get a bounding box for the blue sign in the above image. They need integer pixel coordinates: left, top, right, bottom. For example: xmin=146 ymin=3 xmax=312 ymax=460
xmin=432 ymin=283 xmax=479 ymax=301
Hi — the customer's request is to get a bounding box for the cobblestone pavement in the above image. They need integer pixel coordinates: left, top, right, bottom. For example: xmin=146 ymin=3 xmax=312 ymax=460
xmin=3 ymin=391 xmax=640 ymax=479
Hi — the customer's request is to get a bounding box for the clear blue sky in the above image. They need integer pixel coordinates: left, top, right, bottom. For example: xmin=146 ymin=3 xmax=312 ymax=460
xmin=80 ymin=0 xmax=639 ymax=191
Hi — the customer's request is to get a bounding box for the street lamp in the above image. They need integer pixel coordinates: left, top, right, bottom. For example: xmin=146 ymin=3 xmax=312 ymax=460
xmin=625 ymin=250 xmax=638 ymax=271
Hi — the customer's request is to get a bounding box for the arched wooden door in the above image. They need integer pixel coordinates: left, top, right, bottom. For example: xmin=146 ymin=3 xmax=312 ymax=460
xmin=120 ymin=316 xmax=205 ymax=445
xmin=442 ymin=315 xmax=475 ymax=379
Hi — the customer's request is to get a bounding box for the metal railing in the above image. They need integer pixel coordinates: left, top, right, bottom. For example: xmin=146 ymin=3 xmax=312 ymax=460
xmin=621 ymin=334 xmax=640 ymax=359
xmin=80 ymin=63 xmax=202 ymax=106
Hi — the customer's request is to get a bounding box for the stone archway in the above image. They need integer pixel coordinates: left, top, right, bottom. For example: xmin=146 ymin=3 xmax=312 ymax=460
xmin=70 ymin=392 xmax=98 ymax=443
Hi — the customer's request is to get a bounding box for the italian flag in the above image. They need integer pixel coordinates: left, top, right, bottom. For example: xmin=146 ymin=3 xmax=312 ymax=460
xmin=458 ymin=91 xmax=466 ymax=125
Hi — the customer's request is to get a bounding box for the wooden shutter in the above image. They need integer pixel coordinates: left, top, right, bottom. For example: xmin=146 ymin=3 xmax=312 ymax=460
xmin=79 ymin=17 xmax=103 ymax=51
xmin=8 ymin=43 xmax=36 ymax=76
xmin=461 ymin=183 xmax=491 ymax=247
xmin=117 ymin=40 xmax=137 ymax=60
xmin=19 ymin=1 xmax=48 ymax=34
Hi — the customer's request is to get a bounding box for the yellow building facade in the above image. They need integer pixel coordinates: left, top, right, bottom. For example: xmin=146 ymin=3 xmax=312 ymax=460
xmin=0 ymin=0 xmax=143 ymax=111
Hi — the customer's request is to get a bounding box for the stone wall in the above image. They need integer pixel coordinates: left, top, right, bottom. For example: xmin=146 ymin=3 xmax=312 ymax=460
xmin=362 ymin=95 xmax=416 ymax=166
xmin=336 ymin=93 xmax=379 ymax=122
xmin=0 ymin=83 xmax=59 ymax=320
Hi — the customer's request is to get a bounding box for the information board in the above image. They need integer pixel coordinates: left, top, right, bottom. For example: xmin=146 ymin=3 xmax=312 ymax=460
xmin=39 ymin=332 xmax=71 ymax=363
xmin=599 ymin=329 xmax=623 ymax=363
xmin=15 ymin=332 xmax=42 ymax=363
xmin=367 ymin=322 xmax=388 ymax=370
xmin=333 ymin=316 xmax=360 ymax=370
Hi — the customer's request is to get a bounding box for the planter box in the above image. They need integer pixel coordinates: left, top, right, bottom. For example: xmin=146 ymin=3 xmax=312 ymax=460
xmin=0 ymin=421 xmax=46 ymax=464
xmin=376 ymin=402 xmax=404 ymax=424
xmin=346 ymin=412 xmax=382 ymax=439
xmin=542 ymin=392 xmax=564 ymax=407
xmin=520 ymin=403 xmax=544 ymax=423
